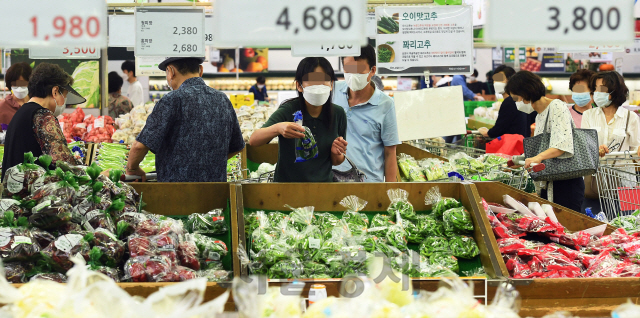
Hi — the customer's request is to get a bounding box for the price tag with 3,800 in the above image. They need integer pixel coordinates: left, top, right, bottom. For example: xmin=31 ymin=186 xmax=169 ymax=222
xmin=485 ymin=0 xmax=634 ymax=46
xmin=214 ymin=0 xmax=367 ymax=47
xmin=135 ymin=8 xmax=205 ymax=57
xmin=291 ymin=43 xmax=360 ymax=57
xmin=0 ymin=0 xmax=107 ymax=47
xmin=29 ymin=46 xmax=100 ymax=59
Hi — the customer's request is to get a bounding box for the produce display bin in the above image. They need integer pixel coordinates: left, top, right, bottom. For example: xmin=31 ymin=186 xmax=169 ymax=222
xmin=467 ymin=116 xmax=495 ymax=130
xmin=470 ymin=182 xmax=628 ymax=317
xmin=397 ymin=142 xmax=448 ymax=162
xmin=464 ymin=101 xmax=495 ymax=117
xmin=235 ymin=182 xmax=505 ymax=300
xmin=241 ymin=144 xmax=278 ymax=174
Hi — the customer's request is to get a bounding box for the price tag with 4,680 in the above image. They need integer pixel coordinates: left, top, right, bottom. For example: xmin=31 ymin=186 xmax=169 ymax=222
xmin=214 ymin=0 xmax=367 ymax=47
xmin=486 ymin=0 xmax=634 ymax=46
xmin=135 ymin=8 xmax=205 ymax=57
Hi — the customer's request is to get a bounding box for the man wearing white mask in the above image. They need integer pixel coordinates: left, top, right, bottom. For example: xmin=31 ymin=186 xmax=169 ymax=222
xmin=332 ymin=45 xmax=400 ymax=182
xmin=126 ymin=57 xmax=245 ymax=182
xmin=2 ymin=63 xmax=85 ymax=177
xmin=0 ymin=62 xmax=32 ymax=125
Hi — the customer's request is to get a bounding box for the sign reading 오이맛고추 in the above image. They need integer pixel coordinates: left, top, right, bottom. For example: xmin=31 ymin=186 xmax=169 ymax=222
xmin=376 ymin=6 xmax=474 ymax=76
xmin=135 ymin=7 xmax=205 ymax=57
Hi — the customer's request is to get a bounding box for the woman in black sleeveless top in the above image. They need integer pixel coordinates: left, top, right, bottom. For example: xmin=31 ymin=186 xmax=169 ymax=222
xmin=2 ymin=63 xmax=86 ymax=178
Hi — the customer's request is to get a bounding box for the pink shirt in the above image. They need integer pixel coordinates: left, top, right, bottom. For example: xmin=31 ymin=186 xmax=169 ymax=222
xmin=568 ymin=104 xmax=590 ymax=128
xmin=0 ymin=94 xmax=21 ymax=125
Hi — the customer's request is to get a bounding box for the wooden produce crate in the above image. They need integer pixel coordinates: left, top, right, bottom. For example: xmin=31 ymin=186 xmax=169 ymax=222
xmin=241 ymin=144 xmax=278 ymax=174
xmin=467 ymin=116 xmax=495 ymax=130
xmin=127 ymin=183 xmax=241 ymax=309
xmin=470 ymin=182 xmax=628 ymax=317
xmin=397 ymin=142 xmax=447 ymax=162
xmin=235 ymin=182 xmax=505 ymax=300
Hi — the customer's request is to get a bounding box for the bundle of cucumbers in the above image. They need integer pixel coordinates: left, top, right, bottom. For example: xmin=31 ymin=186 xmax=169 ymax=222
xmin=378 ymin=16 xmax=399 ymax=34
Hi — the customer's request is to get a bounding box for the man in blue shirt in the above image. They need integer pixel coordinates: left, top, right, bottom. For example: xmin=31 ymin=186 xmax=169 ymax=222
xmin=249 ymin=76 xmax=268 ymax=101
xmin=333 ymin=45 xmax=400 ymax=182
xmin=451 ymin=75 xmax=484 ymax=101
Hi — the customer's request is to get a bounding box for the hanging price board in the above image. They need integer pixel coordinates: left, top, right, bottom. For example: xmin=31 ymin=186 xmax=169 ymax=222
xmin=214 ymin=0 xmax=367 ymax=47
xmin=205 ymin=15 xmax=214 ymax=45
xmin=291 ymin=43 xmax=360 ymax=57
xmin=485 ymin=0 xmax=634 ymax=45
xmin=135 ymin=7 xmax=205 ymax=57
xmin=29 ymin=46 xmax=100 ymax=59
xmin=0 ymin=0 xmax=107 ymax=47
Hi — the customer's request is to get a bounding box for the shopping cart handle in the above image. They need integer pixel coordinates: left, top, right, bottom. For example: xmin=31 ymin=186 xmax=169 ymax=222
xmin=466 ymin=130 xmax=480 ymax=135
xmin=121 ymin=173 xmax=157 ymax=181
xmin=507 ymin=159 xmax=546 ymax=172
xmin=604 ymin=151 xmax=635 ymax=157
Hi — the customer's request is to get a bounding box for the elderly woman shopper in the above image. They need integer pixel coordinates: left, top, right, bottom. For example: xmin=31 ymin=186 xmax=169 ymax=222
xmin=2 ymin=63 xmax=86 ymax=177
xmin=506 ymin=71 xmax=585 ymax=212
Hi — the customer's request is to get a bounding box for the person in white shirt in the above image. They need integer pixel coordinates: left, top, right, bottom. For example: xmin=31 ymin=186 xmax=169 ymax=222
xmin=121 ymin=60 xmax=144 ymax=107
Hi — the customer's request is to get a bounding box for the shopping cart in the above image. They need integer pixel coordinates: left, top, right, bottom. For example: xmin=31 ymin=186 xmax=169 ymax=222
xmin=595 ymin=151 xmax=640 ymax=221
xmin=240 ymin=170 xmax=275 ymax=183
xmin=460 ymin=130 xmax=495 ymax=151
xmin=408 ymin=134 xmax=486 ymax=159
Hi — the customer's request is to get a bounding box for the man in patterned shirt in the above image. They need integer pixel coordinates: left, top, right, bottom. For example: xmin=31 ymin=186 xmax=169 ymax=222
xmin=125 ymin=57 xmax=245 ymax=182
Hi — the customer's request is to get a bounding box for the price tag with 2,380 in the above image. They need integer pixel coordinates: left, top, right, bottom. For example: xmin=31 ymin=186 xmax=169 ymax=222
xmin=485 ymin=0 xmax=634 ymax=46
xmin=0 ymin=0 xmax=106 ymax=47
xmin=135 ymin=8 xmax=205 ymax=57
xmin=214 ymin=0 xmax=367 ymax=47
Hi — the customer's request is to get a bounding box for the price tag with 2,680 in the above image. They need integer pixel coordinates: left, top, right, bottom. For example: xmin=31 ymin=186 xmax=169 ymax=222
xmin=135 ymin=8 xmax=205 ymax=57
xmin=485 ymin=0 xmax=634 ymax=46
xmin=0 ymin=0 xmax=106 ymax=47
xmin=214 ymin=0 xmax=367 ymax=47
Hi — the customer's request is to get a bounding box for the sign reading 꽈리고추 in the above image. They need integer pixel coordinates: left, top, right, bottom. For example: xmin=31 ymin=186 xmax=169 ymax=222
xmin=376 ymin=6 xmax=473 ymax=76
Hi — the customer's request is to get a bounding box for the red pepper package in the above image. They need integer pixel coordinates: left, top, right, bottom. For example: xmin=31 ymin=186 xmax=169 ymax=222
xmin=124 ymin=256 xmax=148 ymax=282
xmin=158 ymin=217 xmax=185 ymax=236
xmin=487 ymin=213 xmax=526 ymax=239
xmin=152 ymin=233 xmax=179 ymax=266
xmin=124 ymin=255 xmax=173 ymax=282
xmin=505 ymin=254 xmax=534 ymax=278
xmin=616 ymin=262 xmax=640 ymax=277
xmin=2 ymin=152 xmax=46 ymax=199
xmin=497 ymin=213 xmax=555 ymax=233
xmin=544 ymin=217 xmax=566 ymax=234
xmin=178 ymin=235 xmax=200 ymax=270
xmin=0 ymin=227 xmax=41 ymax=262
xmin=497 ymin=238 xmax=526 ymax=254
xmin=128 ymin=236 xmax=153 ymax=257
xmin=41 ymin=233 xmax=92 ymax=272
xmin=136 ymin=219 xmax=159 ymax=237
xmin=585 ymin=248 xmax=621 ymax=277
xmin=545 ymin=231 xmax=594 ymax=249
xmin=145 ymin=256 xmax=173 ymax=282
xmin=175 ymin=265 xmax=197 ymax=281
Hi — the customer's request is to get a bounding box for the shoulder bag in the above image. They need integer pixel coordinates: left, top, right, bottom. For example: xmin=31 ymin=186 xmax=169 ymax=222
xmin=523 ymin=104 xmax=599 ymax=181
xmin=332 ymin=154 xmax=367 ymax=182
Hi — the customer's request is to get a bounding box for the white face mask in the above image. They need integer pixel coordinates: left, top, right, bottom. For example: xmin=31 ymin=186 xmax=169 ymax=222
xmin=593 ymin=92 xmax=612 ymax=108
xmin=494 ymin=82 xmax=506 ymax=94
xmin=515 ymin=101 xmax=535 ymax=114
xmin=467 ymin=76 xmax=477 ymax=83
xmin=344 ymin=71 xmax=371 ymax=92
xmin=53 ymin=92 xmax=66 ymax=117
xmin=303 ymin=85 xmax=331 ymax=107
xmin=257 ymin=84 xmax=265 ymax=89
xmin=12 ymin=87 xmax=28 ymax=99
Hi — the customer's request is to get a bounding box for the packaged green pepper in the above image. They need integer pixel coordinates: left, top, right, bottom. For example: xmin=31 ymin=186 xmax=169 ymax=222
xmin=449 ymin=235 xmax=480 ymax=259
xmin=340 ymin=195 xmax=369 ymax=236
xmin=429 ymin=251 xmax=459 ymax=273
xmin=313 ymin=212 xmax=340 ymax=232
xmin=402 ymin=219 xmax=424 ymax=244
xmin=385 ymin=224 xmax=408 ymax=251
xmin=268 ymin=258 xmax=304 ymax=279
xmin=295 ymin=224 xmax=323 ymax=261
xmin=419 ymin=236 xmax=450 ymax=257
xmin=286 ymin=205 xmax=315 ymax=232
xmin=443 ymin=207 xmax=474 ymax=234
xmin=370 ymin=214 xmax=395 ymax=227
xmin=186 ymin=209 xmax=228 ymax=235
xmin=418 ymin=158 xmax=447 ymax=181
xmin=302 ymin=261 xmax=330 ymax=279
xmin=425 ymin=186 xmax=461 ymax=220
xmin=397 ymin=153 xmax=427 ymax=182
xmin=387 ymin=189 xmax=416 ymax=222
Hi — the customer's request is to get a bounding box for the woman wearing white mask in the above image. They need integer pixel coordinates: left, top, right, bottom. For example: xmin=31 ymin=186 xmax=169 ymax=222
xmin=478 ymin=65 xmax=529 ymax=138
xmin=2 ymin=63 xmax=86 ymax=177
xmin=0 ymin=62 xmax=32 ymax=125
xmin=250 ymin=57 xmax=348 ymax=182
xmin=506 ymin=71 xmax=585 ymax=212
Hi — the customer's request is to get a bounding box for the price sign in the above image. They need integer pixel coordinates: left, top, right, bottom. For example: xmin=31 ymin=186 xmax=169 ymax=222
xmin=291 ymin=43 xmax=359 ymax=57
xmin=135 ymin=8 xmax=205 ymax=57
xmin=29 ymin=46 xmax=100 ymax=59
xmin=0 ymin=0 xmax=106 ymax=47
xmin=205 ymin=15 xmax=214 ymax=45
xmin=108 ymin=15 xmax=135 ymax=47
xmin=214 ymin=0 xmax=367 ymax=47
xmin=485 ymin=0 xmax=634 ymax=45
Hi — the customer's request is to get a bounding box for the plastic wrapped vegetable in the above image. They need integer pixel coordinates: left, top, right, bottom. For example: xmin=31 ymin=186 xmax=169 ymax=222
xmin=483 ymin=154 xmax=509 ymax=167
xmin=151 ymin=233 xmax=179 ymax=266
xmin=186 ymin=209 xmax=228 ymax=235
xmin=115 ymin=211 xmax=147 ymax=239
xmin=449 ymin=152 xmax=485 ymax=174
xmin=402 ymin=219 xmax=424 ymax=244
xmin=385 ymin=224 xmax=408 ymax=251
xmin=3 ymin=152 xmax=46 ymax=198
xmin=30 ymin=272 xmax=67 ymax=283
xmin=419 ymin=236 xmax=450 ymax=257
xmin=340 ymin=196 xmax=369 ymax=236
xmin=418 ymin=158 xmax=447 ymax=181
xmin=197 ymin=269 xmax=232 ymax=282
xmin=128 ymin=235 xmax=153 ymax=257
xmin=497 ymin=213 xmax=555 ymax=233
xmin=193 ymin=233 xmax=228 ymax=263
xmin=443 ymin=207 xmax=475 ymax=234
xmin=287 ymin=205 xmax=316 ymax=232
xmin=3 ymin=261 xmax=31 ymax=283
xmin=269 ymin=258 xmax=304 ymax=279
xmin=370 ymin=214 xmax=395 ymax=227
xmin=313 ymin=212 xmax=340 ymax=232
xmin=87 ymin=246 xmax=120 ymax=282
xmin=28 ymin=198 xmax=73 ymax=230
xmin=267 ymin=211 xmax=288 ymax=228
xmin=449 ymin=235 xmax=480 ymax=259
xmin=430 ymin=251 xmax=459 ymax=273
xmin=41 ymin=233 xmax=92 ymax=272
xmin=92 ymin=228 xmax=125 ymax=267
xmin=0 ymin=199 xmax=25 ymax=219
xmin=124 ymin=255 xmax=172 ymax=282
xmin=293 ymin=111 xmax=319 ymax=163
xmin=302 ymin=261 xmax=330 ymax=278
xmin=0 ymin=226 xmax=41 ymax=262
xmin=27 ymin=168 xmax=79 ymax=205
xmin=425 ymin=186 xmax=461 ymax=220
xmin=397 ymin=153 xmax=427 ymax=181
xmin=387 ymin=189 xmax=416 ymax=222
xmin=74 ymin=181 xmax=112 ymax=222
xmin=295 ymin=224 xmax=323 ymax=261
xmin=178 ymin=234 xmax=200 ymax=270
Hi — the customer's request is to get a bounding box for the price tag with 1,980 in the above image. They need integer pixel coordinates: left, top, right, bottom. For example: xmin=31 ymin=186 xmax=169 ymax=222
xmin=135 ymin=8 xmax=205 ymax=57
xmin=214 ymin=0 xmax=367 ymax=47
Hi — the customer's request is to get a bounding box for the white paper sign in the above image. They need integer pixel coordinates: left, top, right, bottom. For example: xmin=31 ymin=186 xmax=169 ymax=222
xmin=135 ymin=7 xmax=205 ymax=56
xmin=214 ymin=0 xmax=367 ymax=47
xmin=109 ymin=15 xmax=135 ymax=47
xmin=486 ymin=0 xmax=634 ymax=46
xmin=291 ymin=44 xmax=360 ymax=57
xmin=397 ymin=77 xmax=412 ymax=91
xmin=366 ymin=12 xmax=377 ymax=37
xmin=0 ymin=0 xmax=107 ymax=47
xmin=376 ymin=6 xmax=474 ymax=76
xmin=29 ymin=46 xmax=100 ymax=59
xmin=136 ymin=56 xmax=166 ymax=76
xmin=205 ymin=15 xmax=214 ymax=45
xmin=626 ymin=39 xmax=640 ymax=55
xmin=394 ymin=86 xmax=466 ymax=141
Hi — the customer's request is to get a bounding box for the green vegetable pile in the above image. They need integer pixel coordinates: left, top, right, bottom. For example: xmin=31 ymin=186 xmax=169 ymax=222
xmin=397 ymin=154 xmax=426 ymax=182
xmin=377 ymin=16 xmax=399 ymax=34
xmin=419 ymin=158 xmax=447 ymax=181
xmin=378 ymin=46 xmax=393 ymax=63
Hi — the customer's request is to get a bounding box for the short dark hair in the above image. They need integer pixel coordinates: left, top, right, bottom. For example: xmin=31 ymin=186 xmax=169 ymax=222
xmin=121 ymin=60 xmax=135 ymax=76
xmin=569 ymin=69 xmax=596 ymax=91
xmin=590 ymin=71 xmax=628 ymax=107
xmin=472 ymin=69 xmax=478 ymax=77
xmin=28 ymin=63 xmax=73 ymax=98
xmin=494 ymin=65 xmax=516 ymax=80
xmin=342 ymin=44 xmax=376 ymax=69
xmin=256 ymin=76 xmax=266 ymax=84
xmin=167 ymin=58 xmax=202 ymax=75
xmin=108 ymin=71 xmax=124 ymax=94
xmin=5 ymin=62 xmax=32 ymax=91
xmin=504 ymin=71 xmax=546 ymax=103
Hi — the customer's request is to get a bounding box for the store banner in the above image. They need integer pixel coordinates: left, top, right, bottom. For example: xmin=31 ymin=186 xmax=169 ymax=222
xmin=539 ymin=53 xmax=565 ymax=72
xmin=135 ymin=7 xmax=205 ymax=57
xmin=558 ymin=45 xmax=625 ymax=53
xmin=486 ymin=0 xmax=634 ymax=46
xmin=503 ymin=48 xmax=525 ymax=64
xmin=292 ymin=44 xmax=360 ymax=57
xmin=214 ymin=0 xmax=367 ymax=47
xmin=0 ymin=0 xmax=107 ymax=48
xmin=376 ymin=6 xmax=474 ymax=76
xmin=29 ymin=47 xmax=100 ymax=59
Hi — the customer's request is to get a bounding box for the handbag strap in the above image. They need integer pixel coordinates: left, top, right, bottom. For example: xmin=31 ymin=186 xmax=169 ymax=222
xmin=609 ymin=111 xmax=632 ymax=165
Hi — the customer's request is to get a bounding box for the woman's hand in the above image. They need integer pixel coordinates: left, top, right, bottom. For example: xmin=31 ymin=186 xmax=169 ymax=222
xmin=331 ymin=137 xmax=348 ymax=156
xmin=525 ymin=156 xmax=542 ymax=169
xmin=478 ymin=127 xmax=489 ymax=137
xmin=599 ymin=145 xmax=610 ymax=158
xmin=278 ymin=122 xmax=305 ymax=139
